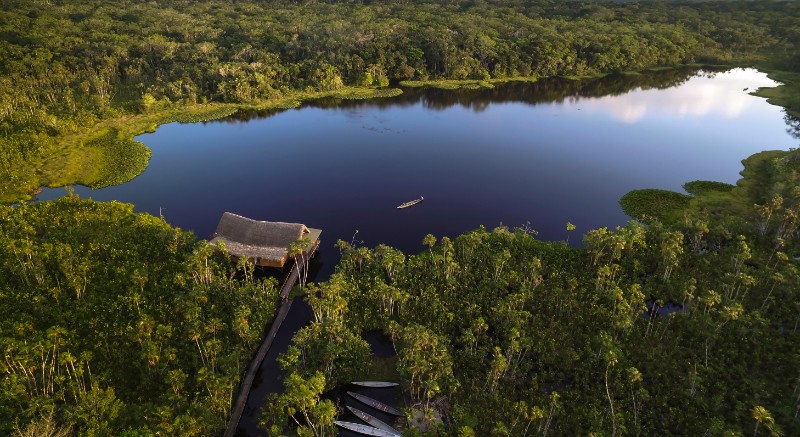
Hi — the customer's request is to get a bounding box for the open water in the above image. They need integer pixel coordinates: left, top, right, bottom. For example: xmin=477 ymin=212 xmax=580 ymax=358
xmin=39 ymin=68 xmax=796 ymax=275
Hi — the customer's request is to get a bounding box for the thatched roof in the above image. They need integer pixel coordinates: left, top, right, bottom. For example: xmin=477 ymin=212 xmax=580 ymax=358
xmin=209 ymin=212 xmax=310 ymax=264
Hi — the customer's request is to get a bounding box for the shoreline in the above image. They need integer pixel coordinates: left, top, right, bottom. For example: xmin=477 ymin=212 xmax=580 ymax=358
xmin=6 ymin=62 xmax=798 ymax=204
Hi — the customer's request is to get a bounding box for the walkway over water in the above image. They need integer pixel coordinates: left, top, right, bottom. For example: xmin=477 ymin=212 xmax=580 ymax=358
xmin=224 ymin=238 xmax=320 ymax=437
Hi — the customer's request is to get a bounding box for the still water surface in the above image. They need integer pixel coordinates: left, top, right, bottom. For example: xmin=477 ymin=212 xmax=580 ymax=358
xmin=37 ymin=68 xmax=797 ymax=435
xmin=41 ymin=68 xmax=795 ymax=276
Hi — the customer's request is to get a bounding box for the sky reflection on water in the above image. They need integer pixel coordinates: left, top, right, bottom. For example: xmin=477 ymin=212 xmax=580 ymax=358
xmin=580 ymin=68 xmax=779 ymax=122
xmin=37 ymin=69 xmax=796 ymax=277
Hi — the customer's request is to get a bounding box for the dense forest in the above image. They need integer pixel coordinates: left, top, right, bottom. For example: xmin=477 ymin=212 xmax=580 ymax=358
xmin=1 ymin=0 xmax=800 ymax=201
xmin=0 ymin=198 xmax=280 ymax=435
xmin=3 ymin=0 xmax=800 ymax=435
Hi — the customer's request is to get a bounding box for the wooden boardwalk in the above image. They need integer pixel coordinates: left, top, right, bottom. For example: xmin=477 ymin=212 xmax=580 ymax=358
xmin=224 ymin=239 xmax=319 ymax=437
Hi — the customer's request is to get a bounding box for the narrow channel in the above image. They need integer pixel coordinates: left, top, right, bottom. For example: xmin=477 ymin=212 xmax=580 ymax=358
xmin=236 ymin=296 xmax=315 ymax=436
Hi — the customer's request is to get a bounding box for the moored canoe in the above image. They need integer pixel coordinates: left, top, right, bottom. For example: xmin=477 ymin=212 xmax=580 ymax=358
xmin=334 ymin=421 xmax=399 ymax=437
xmin=351 ymin=381 xmax=400 ymax=388
xmin=347 ymin=391 xmax=404 ymax=416
xmin=346 ymin=405 xmax=401 ymax=436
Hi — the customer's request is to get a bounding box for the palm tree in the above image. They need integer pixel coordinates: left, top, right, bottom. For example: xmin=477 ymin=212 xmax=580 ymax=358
xmin=751 ymin=406 xmax=778 ymax=437
xmin=566 ymin=221 xmax=576 ymax=243
xmin=423 ymin=234 xmax=437 ymax=267
xmin=288 ymin=236 xmax=311 ymax=289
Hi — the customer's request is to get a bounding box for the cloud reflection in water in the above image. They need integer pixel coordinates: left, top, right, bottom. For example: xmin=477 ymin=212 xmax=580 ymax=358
xmin=578 ymin=68 xmax=780 ymax=123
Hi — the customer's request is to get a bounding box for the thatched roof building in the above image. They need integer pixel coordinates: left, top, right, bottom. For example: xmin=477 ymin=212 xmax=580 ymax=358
xmin=209 ymin=212 xmax=321 ymax=268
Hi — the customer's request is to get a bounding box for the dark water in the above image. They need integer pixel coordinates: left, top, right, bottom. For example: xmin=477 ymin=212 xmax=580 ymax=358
xmin=237 ymin=296 xmax=314 ymax=435
xmin=35 ymin=68 xmax=798 ymax=435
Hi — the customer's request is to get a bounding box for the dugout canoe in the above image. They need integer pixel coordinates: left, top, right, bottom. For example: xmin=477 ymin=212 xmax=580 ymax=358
xmin=397 ymin=196 xmax=424 ymax=209
xmin=351 ymin=381 xmax=400 ymax=388
xmin=346 ymin=405 xmax=401 ymax=436
xmin=347 ymin=391 xmax=404 ymax=416
xmin=334 ymin=421 xmax=399 ymax=437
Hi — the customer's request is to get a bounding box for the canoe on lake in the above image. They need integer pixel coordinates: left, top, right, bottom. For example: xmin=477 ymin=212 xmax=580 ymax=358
xmin=346 ymin=405 xmax=401 ymax=436
xmin=347 ymin=391 xmax=404 ymax=416
xmin=334 ymin=421 xmax=399 ymax=437
xmin=351 ymin=381 xmax=400 ymax=388
xmin=397 ymin=196 xmax=423 ymax=209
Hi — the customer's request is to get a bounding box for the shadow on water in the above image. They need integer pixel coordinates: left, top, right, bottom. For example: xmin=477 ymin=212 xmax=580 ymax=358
xmin=235 ymin=295 xmax=314 ymax=436
xmin=644 ymin=300 xmax=683 ymax=318
xmin=236 ymin=265 xmax=400 ymax=436
xmin=235 ymin=255 xmax=324 ymax=436
xmin=363 ymin=330 xmax=396 ymax=359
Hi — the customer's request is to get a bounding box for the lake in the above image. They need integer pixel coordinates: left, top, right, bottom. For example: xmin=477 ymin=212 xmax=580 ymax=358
xmin=39 ymin=68 xmax=795 ymax=278
xmin=35 ymin=67 xmax=798 ymax=435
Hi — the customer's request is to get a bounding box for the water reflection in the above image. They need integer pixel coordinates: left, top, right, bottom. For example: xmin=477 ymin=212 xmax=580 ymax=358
xmin=580 ymin=69 xmax=781 ymax=123
xmin=229 ymin=67 xmax=704 ymax=121
xmin=786 ymin=114 xmax=800 ymax=140
xmin=35 ymin=68 xmax=795 ymax=274
xmin=229 ymin=68 xmax=778 ymax=128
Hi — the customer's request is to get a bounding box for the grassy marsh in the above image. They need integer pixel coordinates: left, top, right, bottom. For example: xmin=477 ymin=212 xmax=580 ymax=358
xmin=6 ymin=88 xmax=403 ymax=203
xmin=620 ymin=149 xmax=792 ymax=226
xmin=752 ymin=69 xmax=800 ymax=119
xmin=619 ymin=189 xmax=692 ymax=222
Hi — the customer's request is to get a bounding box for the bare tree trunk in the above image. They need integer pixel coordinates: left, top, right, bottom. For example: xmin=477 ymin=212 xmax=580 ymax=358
xmin=605 ymin=363 xmax=617 ymax=437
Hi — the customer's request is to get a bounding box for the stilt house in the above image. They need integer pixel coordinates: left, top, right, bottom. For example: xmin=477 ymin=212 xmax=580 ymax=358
xmin=209 ymin=212 xmax=321 ymax=268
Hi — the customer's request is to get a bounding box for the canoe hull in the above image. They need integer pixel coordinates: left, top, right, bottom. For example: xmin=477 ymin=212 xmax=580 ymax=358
xmin=346 ymin=405 xmax=401 ymax=436
xmin=347 ymin=391 xmax=404 ymax=416
xmin=397 ymin=197 xmax=424 ymax=209
xmin=334 ymin=421 xmax=398 ymax=437
xmin=352 ymin=381 xmax=400 ymax=388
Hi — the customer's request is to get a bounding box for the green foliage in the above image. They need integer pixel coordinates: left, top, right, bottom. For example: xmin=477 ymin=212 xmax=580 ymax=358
xmin=3 ymin=0 xmax=800 ymax=434
xmin=683 ymin=180 xmax=736 ymax=196
xmin=171 ymin=107 xmax=239 ymax=124
xmin=264 ymin=274 xmax=371 ymax=430
xmin=393 ymin=324 xmax=454 ymax=402
xmin=85 ymin=128 xmax=151 ymax=188
xmin=0 ymin=197 xmax=279 ymax=434
xmin=400 ymin=79 xmax=495 ymax=90
xmin=620 ymin=188 xmax=692 ymax=221
xmin=261 ymin=371 xmax=336 ymax=436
